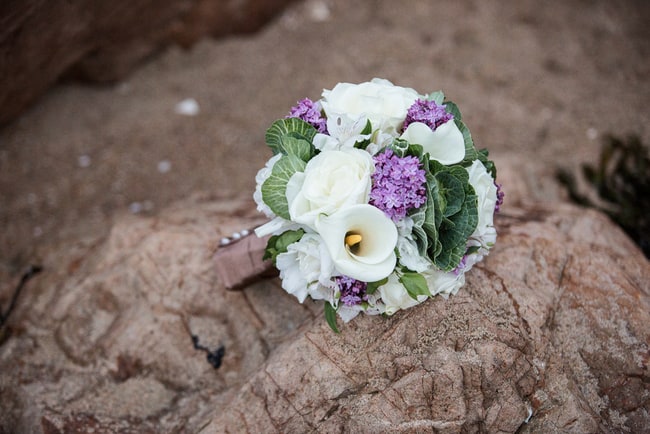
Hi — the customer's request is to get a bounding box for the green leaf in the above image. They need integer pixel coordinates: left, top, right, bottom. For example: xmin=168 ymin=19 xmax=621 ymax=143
xmin=324 ymin=302 xmax=340 ymax=333
xmin=266 ymin=118 xmax=317 ymax=155
xmin=353 ymin=120 xmax=375 ymax=150
xmin=423 ymin=160 xmax=479 ymax=270
xmin=444 ymin=101 xmax=462 ymax=121
xmin=427 ymin=91 xmax=445 ymax=104
xmin=435 ymin=171 xmax=465 ymax=218
xmin=399 ymin=271 xmax=431 ymax=300
xmin=390 ymin=138 xmax=424 ymax=159
xmin=409 ymin=204 xmax=429 ymax=257
xmin=366 ymin=278 xmax=388 ymax=295
xmin=478 ymin=148 xmax=497 ymax=179
xmin=263 ymin=229 xmax=305 ymax=263
xmin=261 ymin=154 xmax=306 ymax=219
xmin=360 ymin=119 xmax=373 ymax=135
xmin=423 ymin=172 xmax=441 ymax=246
xmin=433 ymin=241 xmax=466 ymax=272
xmin=434 ymin=183 xmax=478 ymax=271
xmin=456 ymin=119 xmax=479 ymax=166
xmin=278 ymin=135 xmax=314 ymax=161
xmin=389 ymin=138 xmax=410 ymax=157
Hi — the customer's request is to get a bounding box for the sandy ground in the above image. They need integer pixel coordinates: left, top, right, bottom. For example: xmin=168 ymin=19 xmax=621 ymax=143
xmin=0 ymin=0 xmax=648 ymax=279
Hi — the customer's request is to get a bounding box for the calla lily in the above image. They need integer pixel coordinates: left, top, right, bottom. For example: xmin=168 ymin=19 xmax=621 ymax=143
xmin=315 ymin=204 xmax=397 ymax=282
xmin=400 ymin=120 xmax=465 ymax=165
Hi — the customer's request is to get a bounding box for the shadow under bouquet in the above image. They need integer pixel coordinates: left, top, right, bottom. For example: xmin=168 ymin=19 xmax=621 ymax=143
xmin=254 ymin=78 xmax=503 ymax=332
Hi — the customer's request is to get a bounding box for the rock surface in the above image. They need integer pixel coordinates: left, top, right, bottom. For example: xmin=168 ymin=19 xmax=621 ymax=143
xmin=0 ymin=181 xmax=648 ymax=432
xmin=0 ymin=0 xmax=649 ymax=432
xmin=0 ymin=0 xmax=297 ymax=124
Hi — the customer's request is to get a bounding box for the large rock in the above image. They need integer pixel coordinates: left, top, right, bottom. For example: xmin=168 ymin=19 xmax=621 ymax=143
xmin=0 ymin=190 xmax=648 ymax=432
xmin=0 ymin=0 xmax=297 ymax=125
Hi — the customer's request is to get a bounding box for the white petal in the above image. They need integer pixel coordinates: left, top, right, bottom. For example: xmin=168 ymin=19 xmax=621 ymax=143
xmin=400 ymin=120 xmax=465 ymax=165
xmin=313 ymin=133 xmax=339 ymax=151
xmin=254 ymin=217 xmax=301 ymax=237
xmin=315 ymin=204 xmax=397 ymax=282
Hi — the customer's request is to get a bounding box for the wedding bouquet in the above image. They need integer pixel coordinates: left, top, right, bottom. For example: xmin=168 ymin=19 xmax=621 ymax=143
xmin=254 ymin=79 xmax=503 ymax=331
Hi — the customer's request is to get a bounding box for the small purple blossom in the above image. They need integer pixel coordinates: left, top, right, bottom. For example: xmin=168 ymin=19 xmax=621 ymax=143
xmin=495 ymin=182 xmax=505 ymax=213
xmin=369 ymin=149 xmax=427 ymax=222
xmin=337 ymin=275 xmax=368 ymax=306
xmin=403 ymin=99 xmax=454 ymax=132
xmin=287 ymin=98 xmax=328 ymax=134
xmin=453 ymin=255 xmax=468 ymax=275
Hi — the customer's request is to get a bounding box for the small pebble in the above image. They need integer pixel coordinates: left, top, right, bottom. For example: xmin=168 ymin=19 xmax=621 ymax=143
xmin=129 ymin=202 xmax=143 ymax=214
xmin=586 ymin=128 xmax=598 ymax=140
xmin=309 ymin=1 xmax=331 ymax=22
xmin=78 ymin=155 xmax=91 ymax=168
xmin=157 ymin=160 xmax=172 ymax=173
xmin=174 ymin=98 xmax=200 ymax=116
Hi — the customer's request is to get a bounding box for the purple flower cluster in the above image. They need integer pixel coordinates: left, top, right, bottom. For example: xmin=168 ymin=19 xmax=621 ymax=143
xmin=370 ymin=149 xmax=427 ymax=222
xmin=495 ymin=182 xmax=505 ymax=213
xmin=337 ymin=275 xmax=368 ymax=306
xmin=287 ymin=98 xmax=328 ymax=134
xmin=403 ymin=99 xmax=454 ymax=132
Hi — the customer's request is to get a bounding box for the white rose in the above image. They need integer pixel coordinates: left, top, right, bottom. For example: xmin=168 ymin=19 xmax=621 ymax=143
xmin=276 ymin=233 xmax=336 ymax=303
xmin=286 ymin=148 xmax=374 ymax=229
xmin=467 ymin=160 xmax=497 ymax=238
xmin=422 ymin=267 xmax=465 ymax=298
xmin=400 ymin=120 xmax=465 ymax=165
xmin=315 ymin=204 xmax=397 ymax=282
xmin=378 ymin=272 xmax=427 ymax=316
xmin=320 ymin=78 xmax=420 ymax=134
xmin=463 ymin=159 xmax=498 ymax=270
xmin=253 ymin=153 xmax=282 ymax=218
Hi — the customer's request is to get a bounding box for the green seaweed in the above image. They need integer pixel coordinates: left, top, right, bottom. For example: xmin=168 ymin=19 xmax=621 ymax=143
xmin=557 ymin=135 xmax=650 ymax=257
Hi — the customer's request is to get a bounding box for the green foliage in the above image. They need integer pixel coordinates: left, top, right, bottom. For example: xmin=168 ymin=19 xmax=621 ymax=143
xmin=324 ymin=302 xmax=340 ymax=333
xmin=399 ymin=271 xmax=431 ymax=300
xmin=366 ymin=278 xmax=388 ymax=295
xmin=557 ymin=135 xmax=650 ymax=258
xmin=477 ymin=148 xmax=497 ymax=179
xmin=414 ymin=160 xmax=479 ymax=272
xmin=353 ymin=119 xmax=374 ymax=150
xmin=427 ymin=91 xmax=445 ymax=104
xmin=276 ymin=135 xmax=314 ymax=161
xmin=265 ymin=118 xmax=317 ymax=156
xmin=263 ymin=229 xmax=305 ymax=263
xmin=261 ymin=154 xmax=306 ymax=219
xmin=443 ymin=100 xmax=462 ymax=121
xmin=457 ymin=119 xmax=480 ymax=166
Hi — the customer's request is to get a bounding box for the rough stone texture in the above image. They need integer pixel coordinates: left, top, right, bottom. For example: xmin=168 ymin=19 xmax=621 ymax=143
xmin=0 ymin=168 xmax=648 ymax=432
xmin=0 ymin=0 xmax=649 ymax=432
xmin=0 ymin=0 xmax=297 ymax=124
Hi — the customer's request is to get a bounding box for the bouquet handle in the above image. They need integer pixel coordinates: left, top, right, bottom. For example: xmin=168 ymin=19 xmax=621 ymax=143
xmin=214 ymin=231 xmax=277 ymax=291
